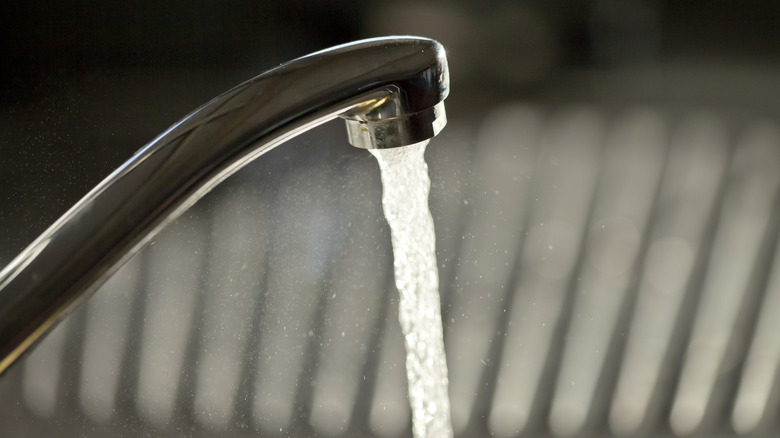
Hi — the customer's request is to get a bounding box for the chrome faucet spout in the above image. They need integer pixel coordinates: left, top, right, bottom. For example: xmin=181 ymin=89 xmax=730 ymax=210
xmin=0 ymin=36 xmax=449 ymax=374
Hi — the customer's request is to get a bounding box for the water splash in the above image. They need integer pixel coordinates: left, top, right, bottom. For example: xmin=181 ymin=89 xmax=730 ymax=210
xmin=370 ymin=141 xmax=453 ymax=438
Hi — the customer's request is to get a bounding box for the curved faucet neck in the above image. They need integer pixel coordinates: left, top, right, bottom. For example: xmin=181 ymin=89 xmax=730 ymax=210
xmin=0 ymin=36 xmax=449 ymax=374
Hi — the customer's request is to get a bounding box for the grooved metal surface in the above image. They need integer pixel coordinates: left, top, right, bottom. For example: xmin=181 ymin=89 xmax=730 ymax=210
xmin=1 ymin=105 xmax=779 ymax=438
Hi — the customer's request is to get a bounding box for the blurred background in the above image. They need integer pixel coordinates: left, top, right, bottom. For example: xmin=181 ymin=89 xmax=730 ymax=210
xmin=2 ymin=1 xmax=780 ymax=437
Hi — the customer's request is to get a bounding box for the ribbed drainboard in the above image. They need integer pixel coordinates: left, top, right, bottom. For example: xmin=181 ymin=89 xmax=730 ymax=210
xmin=2 ymin=104 xmax=779 ymax=438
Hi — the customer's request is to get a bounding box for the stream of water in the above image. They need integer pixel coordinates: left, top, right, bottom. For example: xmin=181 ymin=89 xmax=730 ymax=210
xmin=370 ymin=141 xmax=453 ymax=438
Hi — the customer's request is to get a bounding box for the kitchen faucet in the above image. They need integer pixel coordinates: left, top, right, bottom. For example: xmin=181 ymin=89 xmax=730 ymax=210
xmin=0 ymin=36 xmax=449 ymax=375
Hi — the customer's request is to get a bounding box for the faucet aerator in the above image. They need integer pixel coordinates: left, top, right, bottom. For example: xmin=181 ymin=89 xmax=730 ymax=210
xmin=343 ymin=101 xmax=447 ymax=149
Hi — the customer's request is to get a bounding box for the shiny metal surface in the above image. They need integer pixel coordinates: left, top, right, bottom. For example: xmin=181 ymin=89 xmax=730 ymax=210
xmin=0 ymin=36 xmax=449 ymax=375
xmin=344 ymin=101 xmax=448 ymax=149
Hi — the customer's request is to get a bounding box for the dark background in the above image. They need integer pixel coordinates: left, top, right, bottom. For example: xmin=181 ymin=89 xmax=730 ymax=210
xmin=3 ymin=0 xmax=780 ymax=262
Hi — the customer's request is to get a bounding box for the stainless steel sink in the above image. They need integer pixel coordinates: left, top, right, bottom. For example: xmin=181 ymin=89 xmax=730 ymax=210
xmin=3 ymin=94 xmax=780 ymax=437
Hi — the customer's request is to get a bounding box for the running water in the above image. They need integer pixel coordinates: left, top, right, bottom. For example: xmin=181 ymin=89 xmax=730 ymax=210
xmin=369 ymin=141 xmax=453 ymax=438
